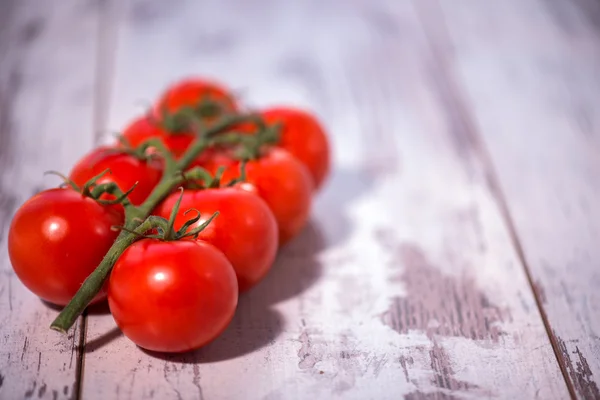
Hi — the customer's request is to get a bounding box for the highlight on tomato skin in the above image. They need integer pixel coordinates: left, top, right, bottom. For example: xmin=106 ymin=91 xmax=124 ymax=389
xmin=69 ymin=146 xmax=163 ymax=215
xmin=198 ymin=147 xmax=314 ymax=245
xmin=8 ymin=188 xmax=121 ymax=306
xmin=107 ymin=239 xmax=238 ymax=353
xmin=261 ymin=107 xmax=331 ymax=191
xmin=154 ymin=77 xmax=238 ymax=117
xmin=153 ymin=187 xmax=279 ymax=292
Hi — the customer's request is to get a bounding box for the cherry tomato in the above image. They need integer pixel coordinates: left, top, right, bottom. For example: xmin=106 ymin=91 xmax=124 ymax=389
xmin=8 ymin=188 xmax=121 ymax=305
xmin=201 ymin=147 xmax=313 ymax=245
xmin=154 ymin=187 xmax=278 ymax=291
xmin=262 ymin=107 xmax=330 ymax=190
xmin=121 ymin=115 xmax=195 ymax=158
xmin=155 ymin=77 xmax=238 ymax=117
xmin=69 ymin=146 xmax=163 ymax=215
xmin=188 ymin=145 xmax=226 ymax=173
xmin=108 ymin=239 xmax=238 ymax=353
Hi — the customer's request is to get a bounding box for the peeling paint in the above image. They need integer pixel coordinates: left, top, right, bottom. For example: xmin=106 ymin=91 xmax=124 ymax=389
xmin=429 ymin=341 xmax=478 ymax=391
xmin=191 ymin=364 xmax=204 ymax=400
xmin=296 ymin=329 xmax=390 ymax=395
xmin=37 ymin=382 xmax=47 ymax=397
xmin=24 ymin=381 xmax=36 ymax=398
xmin=399 ymin=355 xmax=414 ymax=383
xmin=21 ymin=337 xmax=29 ymax=361
xmin=556 ymin=335 xmax=600 ymax=398
xmin=382 ymin=244 xmax=509 ymax=341
xmin=297 ymin=330 xmax=323 ymax=370
xmin=404 ymin=391 xmax=462 ymax=400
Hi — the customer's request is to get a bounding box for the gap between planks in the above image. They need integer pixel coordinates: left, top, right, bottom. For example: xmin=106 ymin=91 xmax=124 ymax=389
xmin=411 ymin=0 xmax=577 ymax=398
xmin=74 ymin=310 xmax=88 ymax=400
xmin=75 ymin=1 xmax=125 ymax=399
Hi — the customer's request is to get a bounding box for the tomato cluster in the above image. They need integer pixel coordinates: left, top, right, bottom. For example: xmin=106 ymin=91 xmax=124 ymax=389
xmin=8 ymin=77 xmax=330 ymax=353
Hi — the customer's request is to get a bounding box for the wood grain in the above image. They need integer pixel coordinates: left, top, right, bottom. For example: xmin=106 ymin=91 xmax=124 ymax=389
xmin=0 ymin=1 xmax=102 ymax=398
xmin=81 ymin=1 xmax=568 ymax=399
xmin=430 ymin=0 xmax=600 ymax=397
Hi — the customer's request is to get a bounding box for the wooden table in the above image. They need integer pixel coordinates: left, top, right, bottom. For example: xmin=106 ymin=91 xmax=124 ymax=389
xmin=1 ymin=0 xmax=599 ymax=399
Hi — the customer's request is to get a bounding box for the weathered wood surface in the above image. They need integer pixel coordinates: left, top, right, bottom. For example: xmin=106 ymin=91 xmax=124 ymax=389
xmin=0 ymin=0 xmax=101 ymax=399
xmin=81 ymin=1 xmax=567 ymax=399
xmin=428 ymin=0 xmax=600 ymax=398
xmin=2 ymin=0 xmax=600 ymax=399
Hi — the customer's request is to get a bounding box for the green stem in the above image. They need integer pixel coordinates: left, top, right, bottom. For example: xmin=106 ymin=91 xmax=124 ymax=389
xmin=50 ymin=219 xmax=154 ymax=333
xmin=90 ymin=182 xmax=137 ymax=214
xmin=50 ymin=112 xmax=263 ymax=333
xmin=136 ymin=138 xmax=177 ymax=171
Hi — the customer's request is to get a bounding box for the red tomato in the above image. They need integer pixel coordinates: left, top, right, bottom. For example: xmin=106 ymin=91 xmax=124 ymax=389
xmin=154 ymin=187 xmax=278 ymax=291
xmin=69 ymin=146 xmax=163 ymax=214
xmin=155 ymin=77 xmax=238 ymax=117
xmin=108 ymin=239 xmax=238 ymax=353
xmin=8 ymin=188 xmax=121 ymax=305
xmin=201 ymin=147 xmax=313 ymax=245
xmin=262 ymin=107 xmax=330 ymax=190
xmin=121 ymin=115 xmax=195 ymax=158
xmin=187 ymin=145 xmax=227 ymax=173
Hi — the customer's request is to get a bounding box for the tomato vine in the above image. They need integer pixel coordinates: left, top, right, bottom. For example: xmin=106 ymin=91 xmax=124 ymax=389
xmin=50 ymin=108 xmax=268 ymax=333
xmin=8 ymin=76 xmax=331 ymax=352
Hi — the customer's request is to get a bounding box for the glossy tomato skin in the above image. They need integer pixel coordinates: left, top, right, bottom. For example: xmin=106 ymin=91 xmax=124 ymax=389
xmin=155 ymin=78 xmax=238 ymax=117
xmin=8 ymin=188 xmax=121 ymax=305
xmin=154 ymin=188 xmax=278 ymax=291
xmin=108 ymin=239 xmax=238 ymax=353
xmin=207 ymin=147 xmax=313 ymax=245
xmin=121 ymin=115 xmax=195 ymax=158
xmin=69 ymin=146 xmax=163 ymax=213
xmin=262 ymin=107 xmax=330 ymax=190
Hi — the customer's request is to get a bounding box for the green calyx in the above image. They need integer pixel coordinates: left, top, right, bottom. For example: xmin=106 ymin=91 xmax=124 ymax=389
xmin=158 ymin=97 xmax=230 ymax=135
xmin=115 ymin=188 xmax=218 ymax=242
xmin=45 ymin=169 xmax=137 ymax=212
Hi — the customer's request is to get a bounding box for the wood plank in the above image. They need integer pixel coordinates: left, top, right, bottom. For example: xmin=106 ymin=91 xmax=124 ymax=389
xmin=0 ymin=1 xmax=103 ymax=398
xmin=430 ymin=0 xmax=600 ymax=398
xmin=82 ymin=0 xmax=568 ymax=398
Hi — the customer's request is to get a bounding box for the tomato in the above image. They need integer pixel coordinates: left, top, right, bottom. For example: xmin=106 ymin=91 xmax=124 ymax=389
xmin=155 ymin=77 xmax=238 ymax=117
xmin=154 ymin=187 xmax=278 ymax=291
xmin=108 ymin=239 xmax=238 ymax=353
xmin=8 ymin=188 xmax=121 ymax=305
xmin=262 ymin=107 xmax=330 ymax=190
xmin=236 ymin=107 xmax=330 ymax=190
xmin=121 ymin=115 xmax=195 ymax=158
xmin=69 ymin=146 xmax=163 ymax=214
xmin=200 ymin=147 xmax=313 ymax=245
xmin=187 ymin=145 xmax=227 ymax=173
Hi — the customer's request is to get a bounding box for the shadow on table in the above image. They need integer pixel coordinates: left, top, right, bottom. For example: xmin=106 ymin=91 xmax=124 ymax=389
xmin=142 ymin=219 xmax=326 ymax=363
xmin=41 ymin=300 xmax=63 ymax=311
xmin=250 ymin=220 xmax=326 ymax=306
xmin=311 ymin=166 xmax=375 ymax=248
xmin=42 ymin=297 xmax=111 ymax=315
xmin=49 ymin=166 xmax=372 ymax=360
xmin=87 ymin=301 xmax=111 ymax=315
xmin=85 ymin=326 xmax=123 ymax=353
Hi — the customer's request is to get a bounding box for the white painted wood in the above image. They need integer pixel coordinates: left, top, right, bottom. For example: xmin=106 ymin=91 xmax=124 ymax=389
xmin=434 ymin=0 xmax=600 ymax=397
xmin=82 ymin=1 xmax=568 ymax=399
xmin=0 ymin=1 xmax=102 ymax=398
